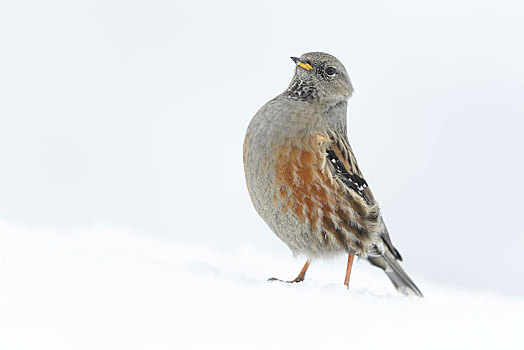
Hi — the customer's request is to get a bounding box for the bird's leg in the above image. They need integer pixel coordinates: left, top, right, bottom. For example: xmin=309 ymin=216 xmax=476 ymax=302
xmin=291 ymin=259 xmax=311 ymax=282
xmin=268 ymin=259 xmax=311 ymax=283
xmin=344 ymin=254 xmax=355 ymax=289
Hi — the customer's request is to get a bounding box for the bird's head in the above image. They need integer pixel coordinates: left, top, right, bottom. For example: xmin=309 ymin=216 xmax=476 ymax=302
xmin=287 ymin=52 xmax=353 ymax=105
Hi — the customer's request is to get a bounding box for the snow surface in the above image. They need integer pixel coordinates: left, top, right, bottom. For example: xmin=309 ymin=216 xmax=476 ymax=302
xmin=1 ymin=220 xmax=522 ymax=350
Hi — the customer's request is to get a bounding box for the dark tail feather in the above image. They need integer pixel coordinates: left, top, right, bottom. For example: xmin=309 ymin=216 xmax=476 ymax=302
xmin=367 ymin=252 xmax=423 ymax=297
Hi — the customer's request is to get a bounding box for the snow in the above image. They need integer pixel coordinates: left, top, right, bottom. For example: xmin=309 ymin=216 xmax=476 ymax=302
xmin=1 ymin=220 xmax=522 ymax=350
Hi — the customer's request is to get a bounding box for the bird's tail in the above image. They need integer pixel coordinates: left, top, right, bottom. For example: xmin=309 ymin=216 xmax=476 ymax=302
xmin=367 ymin=252 xmax=423 ymax=297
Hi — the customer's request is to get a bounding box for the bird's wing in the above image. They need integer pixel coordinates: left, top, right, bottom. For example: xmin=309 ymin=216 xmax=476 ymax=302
xmin=323 ymin=130 xmax=371 ymax=204
xmin=322 ymin=130 xmax=403 ymax=261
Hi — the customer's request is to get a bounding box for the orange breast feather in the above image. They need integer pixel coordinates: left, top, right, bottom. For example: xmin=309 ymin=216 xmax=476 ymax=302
xmin=273 ymin=134 xmax=369 ymax=251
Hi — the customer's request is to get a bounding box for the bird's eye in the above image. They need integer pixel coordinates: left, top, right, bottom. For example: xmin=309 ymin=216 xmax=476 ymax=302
xmin=325 ymin=66 xmax=337 ymax=76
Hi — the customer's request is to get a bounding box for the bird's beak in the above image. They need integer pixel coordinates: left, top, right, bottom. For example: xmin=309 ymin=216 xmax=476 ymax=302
xmin=291 ymin=56 xmax=314 ymax=71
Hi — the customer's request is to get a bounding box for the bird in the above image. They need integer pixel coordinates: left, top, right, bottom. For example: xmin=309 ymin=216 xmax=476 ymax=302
xmin=243 ymin=52 xmax=423 ymax=297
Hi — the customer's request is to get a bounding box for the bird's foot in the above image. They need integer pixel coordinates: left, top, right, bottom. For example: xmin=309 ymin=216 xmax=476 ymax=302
xmin=267 ymin=276 xmax=305 ymax=284
xmin=267 ymin=259 xmax=311 ymax=284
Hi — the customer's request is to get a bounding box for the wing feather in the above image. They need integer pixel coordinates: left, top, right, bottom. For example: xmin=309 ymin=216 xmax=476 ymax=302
xmin=322 ymin=130 xmax=403 ymax=261
xmin=324 ymin=131 xmax=371 ymax=203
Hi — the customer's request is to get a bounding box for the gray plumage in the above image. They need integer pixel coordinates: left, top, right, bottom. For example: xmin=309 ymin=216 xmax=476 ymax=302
xmin=243 ymin=52 xmax=422 ymax=297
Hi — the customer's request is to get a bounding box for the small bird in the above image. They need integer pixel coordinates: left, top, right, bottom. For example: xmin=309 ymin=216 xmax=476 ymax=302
xmin=243 ymin=52 xmax=422 ymax=297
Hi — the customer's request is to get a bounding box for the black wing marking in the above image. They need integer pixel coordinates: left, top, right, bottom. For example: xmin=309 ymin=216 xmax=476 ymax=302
xmin=326 ymin=147 xmax=368 ymax=198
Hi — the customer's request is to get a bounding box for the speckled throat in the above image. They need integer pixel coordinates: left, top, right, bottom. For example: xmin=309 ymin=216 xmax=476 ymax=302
xmin=284 ymin=79 xmax=318 ymax=102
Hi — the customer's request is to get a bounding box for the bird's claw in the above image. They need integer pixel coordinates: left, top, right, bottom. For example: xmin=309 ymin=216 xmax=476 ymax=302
xmin=267 ymin=277 xmax=305 ymax=283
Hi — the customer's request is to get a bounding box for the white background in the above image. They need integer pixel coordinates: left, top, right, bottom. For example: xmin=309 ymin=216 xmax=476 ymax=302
xmin=1 ymin=1 xmax=523 ymax=348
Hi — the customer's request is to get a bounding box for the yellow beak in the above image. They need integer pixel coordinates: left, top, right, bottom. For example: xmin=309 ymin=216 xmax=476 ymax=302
xmin=291 ymin=57 xmax=314 ymax=71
